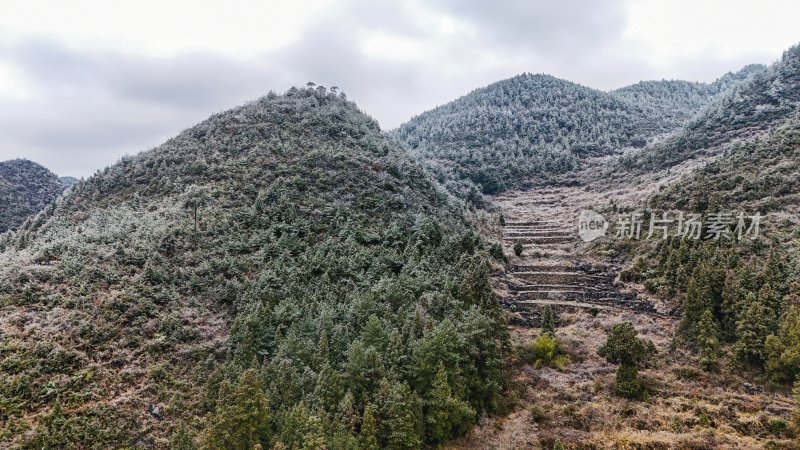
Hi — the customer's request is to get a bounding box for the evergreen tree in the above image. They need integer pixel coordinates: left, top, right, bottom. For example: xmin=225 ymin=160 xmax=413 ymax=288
xmin=359 ymin=404 xmax=380 ymax=450
xmin=598 ymin=322 xmax=655 ymax=400
xmin=696 ymin=309 xmax=720 ymax=371
xmin=720 ymin=270 xmax=743 ymax=342
xmin=613 ymin=363 xmax=647 ymax=400
xmin=201 ymin=369 xmax=271 ymax=449
xmin=733 ymin=293 xmax=775 ymax=367
xmin=425 ymin=363 xmax=475 ymax=444
xmin=277 ymin=402 xmax=326 ymax=450
xmin=513 ymin=240 xmax=523 ymax=257
xmin=378 ymin=380 xmax=422 ymax=450
xmin=765 ymin=305 xmax=800 ymax=381
xmin=541 ymin=305 xmax=556 ymax=335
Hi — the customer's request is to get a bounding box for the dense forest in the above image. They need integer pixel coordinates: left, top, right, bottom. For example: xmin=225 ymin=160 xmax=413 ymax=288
xmin=394 ymin=67 xmax=759 ymax=196
xmin=614 ymin=55 xmax=800 ymax=385
xmin=0 ymin=87 xmax=509 ymax=448
xmin=0 ymin=159 xmax=69 ymax=233
xmin=620 ymin=45 xmax=800 ymax=172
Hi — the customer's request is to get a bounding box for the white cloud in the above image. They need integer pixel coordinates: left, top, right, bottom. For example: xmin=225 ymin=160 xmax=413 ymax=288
xmin=0 ymin=0 xmax=797 ymax=176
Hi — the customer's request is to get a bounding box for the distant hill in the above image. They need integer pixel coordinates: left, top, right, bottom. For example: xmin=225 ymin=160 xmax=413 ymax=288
xmin=59 ymin=175 xmax=79 ymax=187
xmin=0 ymin=159 xmax=67 ymax=233
xmin=395 ymin=70 xmax=748 ymax=195
xmin=652 ymin=110 xmax=800 ymax=214
xmin=0 ymin=87 xmax=507 ymax=448
xmin=622 ymin=45 xmax=800 ymax=171
xmin=610 ymin=64 xmax=765 ymax=137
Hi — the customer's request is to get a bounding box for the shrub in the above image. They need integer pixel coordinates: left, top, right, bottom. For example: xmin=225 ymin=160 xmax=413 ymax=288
xmin=613 ymin=364 xmax=647 ymax=400
xmin=529 ymin=334 xmax=571 ymax=370
xmin=513 ymin=240 xmax=524 ymax=257
xmin=599 ymin=322 xmax=655 ymax=400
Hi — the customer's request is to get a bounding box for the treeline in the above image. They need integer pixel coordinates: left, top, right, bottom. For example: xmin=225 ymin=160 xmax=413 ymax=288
xmin=0 ymin=159 xmax=68 ymax=233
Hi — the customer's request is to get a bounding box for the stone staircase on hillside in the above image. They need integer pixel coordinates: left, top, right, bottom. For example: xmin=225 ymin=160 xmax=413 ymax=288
xmin=499 ymin=217 xmax=657 ymax=327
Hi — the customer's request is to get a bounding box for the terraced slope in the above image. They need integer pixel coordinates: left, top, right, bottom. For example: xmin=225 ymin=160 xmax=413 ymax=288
xmin=493 ymin=188 xmax=657 ymax=327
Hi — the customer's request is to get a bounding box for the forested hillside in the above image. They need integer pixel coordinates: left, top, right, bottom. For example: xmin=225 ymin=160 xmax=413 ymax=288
xmin=610 ymin=64 xmax=764 ymax=137
xmin=614 ymin=59 xmax=800 ymax=384
xmin=0 ymin=87 xmax=508 ymax=448
xmin=622 ymin=45 xmax=800 ymax=171
xmin=394 ymin=70 xmax=752 ymax=196
xmin=0 ymin=159 xmax=68 ymax=233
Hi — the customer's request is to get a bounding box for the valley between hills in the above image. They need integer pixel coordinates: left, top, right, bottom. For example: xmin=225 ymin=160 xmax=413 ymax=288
xmin=448 ymin=159 xmax=798 ymax=448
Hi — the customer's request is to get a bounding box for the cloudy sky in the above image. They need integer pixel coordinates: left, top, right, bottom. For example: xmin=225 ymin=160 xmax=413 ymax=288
xmin=0 ymin=0 xmax=798 ymax=176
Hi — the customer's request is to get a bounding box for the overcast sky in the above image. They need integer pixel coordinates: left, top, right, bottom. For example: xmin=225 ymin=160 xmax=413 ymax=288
xmin=0 ymin=0 xmax=798 ymax=176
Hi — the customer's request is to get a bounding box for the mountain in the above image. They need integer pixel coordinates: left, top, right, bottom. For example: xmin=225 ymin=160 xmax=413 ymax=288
xmin=622 ymin=45 xmax=800 ymax=171
xmin=59 ymin=176 xmax=79 ymax=188
xmin=602 ymin=44 xmax=800 ymax=406
xmin=394 ymin=71 xmax=748 ymax=196
xmin=0 ymin=87 xmax=508 ymax=448
xmin=651 ymin=109 xmax=800 ymax=213
xmin=609 ymin=64 xmax=765 ymax=137
xmin=0 ymin=159 xmax=67 ymax=233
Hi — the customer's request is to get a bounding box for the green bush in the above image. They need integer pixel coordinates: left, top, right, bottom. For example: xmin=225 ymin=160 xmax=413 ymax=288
xmin=529 ymin=334 xmax=571 ymax=370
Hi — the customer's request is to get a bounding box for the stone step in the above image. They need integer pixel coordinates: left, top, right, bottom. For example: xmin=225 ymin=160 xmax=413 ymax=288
xmin=504 ymin=230 xmax=573 ymax=237
xmin=512 ymin=271 xmax=608 ymax=283
xmin=512 ymin=290 xmax=623 ymax=301
xmin=509 ymin=264 xmax=605 ymax=273
xmin=514 ymin=298 xmax=612 ymax=310
xmin=505 ymin=221 xmax=561 ymax=226
xmin=507 ymin=283 xmax=614 ymax=292
xmin=504 ymin=237 xmax=575 ymax=244
xmin=503 ymin=228 xmax=567 ymax=233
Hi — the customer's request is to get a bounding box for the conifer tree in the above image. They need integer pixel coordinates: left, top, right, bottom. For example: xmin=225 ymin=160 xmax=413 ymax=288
xmin=201 ymin=369 xmax=270 ymax=449
xmin=765 ymin=305 xmax=800 ymax=381
xmin=598 ymin=322 xmax=655 ymax=400
xmin=425 ymin=363 xmax=475 ymax=444
xmin=358 ymin=404 xmax=380 ymax=450
xmin=696 ymin=309 xmax=720 ymax=371
xmin=734 ymin=293 xmax=776 ymax=366
xmin=541 ymin=305 xmax=556 ymax=336
xmin=720 ymin=270 xmax=743 ymax=341
xmin=378 ymin=380 xmax=422 ymax=450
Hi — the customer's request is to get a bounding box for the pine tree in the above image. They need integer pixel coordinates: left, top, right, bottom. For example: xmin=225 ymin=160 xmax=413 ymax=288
xmin=733 ymin=293 xmax=775 ymax=367
xmin=541 ymin=305 xmax=556 ymax=335
xmin=378 ymin=380 xmax=422 ymax=450
xmin=513 ymin=240 xmax=523 ymax=257
xmin=680 ymin=263 xmax=714 ymax=340
xmin=720 ymin=270 xmax=743 ymax=342
xmin=598 ymin=322 xmax=655 ymax=400
xmin=201 ymin=369 xmax=271 ymax=449
xmin=765 ymin=305 xmax=800 ymax=381
xmin=278 ymin=402 xmax=326 ymax=450
xmin=359 ymin=404 xmax=380 ymax=450
xmin=696 ymin=309 xmax=720 ymax=371
xmin=425 ymin=363 xmax=475 ymax=444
